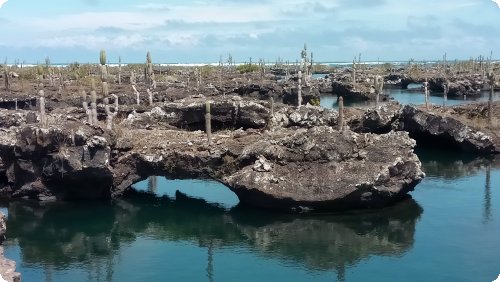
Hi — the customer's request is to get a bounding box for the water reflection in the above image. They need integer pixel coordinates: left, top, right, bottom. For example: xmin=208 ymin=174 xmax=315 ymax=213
xmin=416 ymin=147 xmax=500 ymax=180
xmin=484 ymin=164 xmax=492 ymax=224
xmin=5 ymin=192 xmax=422 ymax=281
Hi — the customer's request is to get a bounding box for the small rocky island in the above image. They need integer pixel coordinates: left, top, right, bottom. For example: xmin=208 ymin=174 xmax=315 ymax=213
xmin=0 ymin=51 xmax=498 ymax=213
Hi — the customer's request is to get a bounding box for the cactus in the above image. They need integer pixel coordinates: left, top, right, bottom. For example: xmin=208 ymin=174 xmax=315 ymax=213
xmin=132 ymin=85 xmax=140 ymax=105
xmin=100 ymin=49 xmax=107 ymax=66
xmin=487 ymin=71 xmax=496 ymax=124
xmin=104 ymin=94 xmax=118 ymax=130
xmin=38 ymin=83 xmax=46 ymax=127
xmin=147 ymin=89 xmax=153 ymax=106
xmin=91 ymin=77 xmax=96 ymax=92
xmin=297 ymin=71 xmax=303 ymax=108
xmin=102 ymin=81 xmax=109 ymax=97
xmin=268 ymin=96 xmax=275 ymax=130
xmin=195 ymin=68 xmax=201 ymax=89
xmin=145 ymin=51 xmax=155 ymax=89
xmin=130 ymin=70 xmax=136 ymax=85
xmin=81 ymin=90 xmax=92 ymax=124
xmin=118 ymin=56 xmax=122 ymax=85
xmin=351 ymin=60 xmax=356 ymax=88
xmin=443 ymin=80 xmax=449 ymax=107
xmin=90 ymin=90 xmax=98 ymax=126
xmin=423 ymin=78 xmax=429 ymax=110
xmin=36 ymin=65 xmax=43 ymax=81
xmin=338 ymin=96 xmax=344 ymax=131
xmin=3 ymin=62 xmax=10 ymax=91
xmin=99 ymin=50 xmax=108 ymax=98
xmin=374 ymin=75 xmax=384 ymax=105
xmin=205 ymin=101 xmax=212 ymax=146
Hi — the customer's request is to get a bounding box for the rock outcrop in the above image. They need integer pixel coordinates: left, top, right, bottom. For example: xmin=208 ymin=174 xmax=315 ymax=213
xmin=0 ymin=212 xmax=21 ymax=282
xmin=223 ymin=127 xmax=423 ymax=211
xmin=0 ymin=97 xmax=424 ymax=211
xmin=428 ymin=76 xmax=484 ymax=97
xmin=398 ymin=105 xmax=496 ymax=153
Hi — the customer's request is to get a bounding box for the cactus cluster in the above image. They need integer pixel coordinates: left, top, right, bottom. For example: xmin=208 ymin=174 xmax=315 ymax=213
xmin=300 ymin=44 xmax=313 ymax=85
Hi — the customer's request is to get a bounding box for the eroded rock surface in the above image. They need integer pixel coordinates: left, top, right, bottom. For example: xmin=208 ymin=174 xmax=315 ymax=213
xmin=398 ymin=105 xmax=496 ymax=153
xmin=0 ymin=97 xmax=424 ymax=211
xmin=224 ymin=127 xmax=424 ymax=211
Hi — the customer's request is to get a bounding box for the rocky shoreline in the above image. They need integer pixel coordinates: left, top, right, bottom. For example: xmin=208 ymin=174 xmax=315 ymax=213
xmin=0 ymin=212 xmax=21 ymax=282
xmin=0 ymin=60 xmax=498 ymax=212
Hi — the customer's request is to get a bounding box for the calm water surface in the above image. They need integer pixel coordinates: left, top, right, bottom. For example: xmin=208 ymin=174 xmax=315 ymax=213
xmin=321 ymin=83 xmax=500 ymax=109
xmin=2 ymin=149 xmax=499 ymax=282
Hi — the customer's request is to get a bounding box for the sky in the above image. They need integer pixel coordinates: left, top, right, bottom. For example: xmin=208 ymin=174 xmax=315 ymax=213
xmin=0 ymin=0 xmax=499 ymax=63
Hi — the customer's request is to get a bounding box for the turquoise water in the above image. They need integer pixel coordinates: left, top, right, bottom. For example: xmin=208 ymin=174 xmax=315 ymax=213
xmin=2 ymin=150 xmax=500 ymax=282
xmin=321 ymin=84 xmax=500 ymax=109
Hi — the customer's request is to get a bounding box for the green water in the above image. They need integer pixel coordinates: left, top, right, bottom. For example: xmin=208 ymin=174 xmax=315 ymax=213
xmin=2 ymin=149 xmax=500 ymax=282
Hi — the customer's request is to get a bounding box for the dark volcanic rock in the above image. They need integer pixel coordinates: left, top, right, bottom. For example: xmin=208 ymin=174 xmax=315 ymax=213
xmin=233 ymin=84 xmax=283 ymax=100
xmin=428 ymin=77 xmax=483 ymax=97
xmin=349 ymin=103 xmax=402 ymax=134
xmin=223 ymin=127 xmax=424 ymax=211
xmin=282 ymin=86 xmax=320 ymax=106
xmin=0 ymin=124 xmax=113 ymax=201
xmin=398 ymin=105 xmax=495 ymax=153
xmin=331 ymin=81 xmax=389 ymax=102
xmin=0 ymin=96 xmax=424 ymax=211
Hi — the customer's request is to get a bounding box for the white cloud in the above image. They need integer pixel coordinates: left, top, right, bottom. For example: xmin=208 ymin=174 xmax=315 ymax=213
xmin=493 ymin=0 xmax=500 ymax=8
xmin=0 ymin=0 xmax=8 ymax=8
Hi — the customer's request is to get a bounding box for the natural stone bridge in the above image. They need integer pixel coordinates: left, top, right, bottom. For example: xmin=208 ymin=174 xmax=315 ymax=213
xmin=5 ymin=96 xmax=496 ymax=212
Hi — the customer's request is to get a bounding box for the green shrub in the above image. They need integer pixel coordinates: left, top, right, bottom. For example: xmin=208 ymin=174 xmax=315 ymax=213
xmin=236 ymin=63 xmax=259 ymax=73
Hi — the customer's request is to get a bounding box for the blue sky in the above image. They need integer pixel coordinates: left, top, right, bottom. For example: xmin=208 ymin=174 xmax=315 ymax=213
xmin=0 ymin=0 xmax=499 ymax=63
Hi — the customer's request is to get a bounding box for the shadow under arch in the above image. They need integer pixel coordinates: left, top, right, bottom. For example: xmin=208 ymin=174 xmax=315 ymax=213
xmin=128 ymin=176 xmax=240 ymax=209
xmin=4 ymin=192 xmax=423 ymax=282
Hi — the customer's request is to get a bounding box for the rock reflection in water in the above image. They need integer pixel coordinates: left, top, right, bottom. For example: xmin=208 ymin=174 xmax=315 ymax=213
xmin=417 ymin=147 xmax=500 ymax=180
xmin=4 ymin=191 xmax=422 ymax=281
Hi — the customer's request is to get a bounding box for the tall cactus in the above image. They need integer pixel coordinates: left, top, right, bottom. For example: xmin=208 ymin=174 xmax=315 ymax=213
xmin=374 ymin=75 xmax=384 ymax=105
xmin=338 ymin=96 xmax=344 ymax=131
xmin=487 ymin=71 xmax=496 ymax=125
xmin=145 ymin=51 xmax=155 ymax=89
xmin=443 ymin=80 xmax=449 ymax=107
xmin=104 ymin=94 xmax=118 ymax=130
xmin=205 ymin=101 xmax=212 ymax=146
xmin=38 ymin=83 xmax=46 ymax=127
xmin=118 ymin=56 xmax=122 ymax=85
xmin=90 ymin=90 xmax=98 ymax=126
xmin=100 ymin=49 xmax=109 ymax=98
xmin=3 ymin=66 xmax=9 ymax=91
xmin=81 ymin=90 xmax=92 ymax=124
xmin=297 ymin=71 xmax=303 ymax=108
xmin=147 ymin=89 xmax=153 ymax=106
xmin=423 ymin=78 xmax=429 ymax=110
xmin=351 ymin=60 xmax=356 ymax=89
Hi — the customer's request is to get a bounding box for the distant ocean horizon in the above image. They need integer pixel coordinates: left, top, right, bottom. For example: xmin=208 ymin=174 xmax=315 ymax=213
xmin=6 ymin=60 xmax=499 ymax=68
